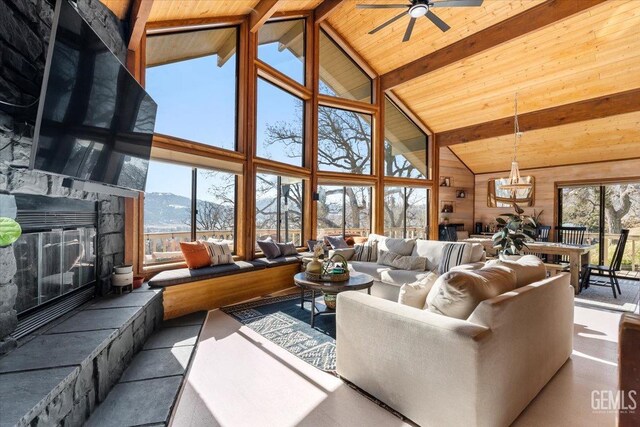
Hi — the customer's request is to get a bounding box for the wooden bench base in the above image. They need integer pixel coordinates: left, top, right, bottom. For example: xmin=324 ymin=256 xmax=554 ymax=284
xmin=162 ymin=262 xmax=300 ymax=320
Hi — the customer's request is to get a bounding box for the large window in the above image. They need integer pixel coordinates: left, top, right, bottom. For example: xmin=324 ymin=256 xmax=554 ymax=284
xmin=317 ymin=185 xmax=372 ymax=238
xmin=318 ymin=30 xmax=371 ymax=103
xmin=143 ymin=160 xmax=237 ymax=265
xmin=146 ymin=27 xmax=238 ymax=150
xmin=317 ymin=106 xmax=372 ymax=175
xmin=256 ymin=78 xmax=304 ymax=166
xmin=258 ymin=19 xmax=305 ymax=85
xmin=384 ymin=98 xmax=428 ymax=179
xmin=384 ymin=187 xmax=429 ymax=239
xmin=255 ymin=173 xmax=304 ymax=247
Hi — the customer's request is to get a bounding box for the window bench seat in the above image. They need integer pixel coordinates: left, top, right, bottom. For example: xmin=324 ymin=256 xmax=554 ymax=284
xmin=150 ymin=257 xmax=303 ymax=320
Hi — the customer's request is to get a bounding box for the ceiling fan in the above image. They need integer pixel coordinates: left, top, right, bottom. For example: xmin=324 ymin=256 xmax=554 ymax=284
xmin=357 ymin=0 xmax=484 ymax=42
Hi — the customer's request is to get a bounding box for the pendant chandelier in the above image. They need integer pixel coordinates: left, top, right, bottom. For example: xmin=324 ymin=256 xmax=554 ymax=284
xmin=500 ymin=93 xmax=532 ymax=193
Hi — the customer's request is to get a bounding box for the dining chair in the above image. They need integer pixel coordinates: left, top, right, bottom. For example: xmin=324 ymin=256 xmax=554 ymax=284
xmin=579 ymin=229 xmax=629 ymax=298
xmin=555 ymin=226 xmax=587 ymax=263
xmin=532 ymin=225 xmax=552 ymax=262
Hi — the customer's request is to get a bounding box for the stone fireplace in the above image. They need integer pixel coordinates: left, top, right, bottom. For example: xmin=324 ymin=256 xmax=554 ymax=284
xmin=0 ymin=0 xmax=130 ymax=353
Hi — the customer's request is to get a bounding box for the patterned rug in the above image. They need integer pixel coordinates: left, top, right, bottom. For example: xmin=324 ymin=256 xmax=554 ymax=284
xmin=222 ymin=292 xmax=337 ymax=372
xmin=575 ymin=277 xmax=640 ymax=313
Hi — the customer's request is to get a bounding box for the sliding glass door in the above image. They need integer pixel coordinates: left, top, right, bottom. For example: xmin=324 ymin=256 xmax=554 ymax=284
xmin=559 ymin=183 xmax=640 ymax=273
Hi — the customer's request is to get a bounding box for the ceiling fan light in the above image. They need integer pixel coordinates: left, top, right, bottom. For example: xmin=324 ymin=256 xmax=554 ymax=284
xmin=409 ymin=4 xmax=428 ymax=18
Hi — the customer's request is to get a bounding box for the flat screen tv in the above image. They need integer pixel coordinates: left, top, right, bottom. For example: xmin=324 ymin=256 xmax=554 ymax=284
xmin=31 ymin=0 xmax=157 ymax=193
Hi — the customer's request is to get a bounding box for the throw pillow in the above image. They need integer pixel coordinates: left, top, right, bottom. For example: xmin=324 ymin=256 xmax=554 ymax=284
xmin=276 ymin=242 xmax=298 ymax=256
xmin=179 ymin=241 xmax=212 ymax=269
xmin=325 ymin=235 xmax=349 ymax=249
xmin=353 ymin=236 xmax=368 ymax=244
xmin=438 ymin=242 xmax=473 ymax=275
xmin=203 ymin=241 xmax=233 ymax=265
xmin=485 ymin=255 xmax=546 ymax=288
xmin=377 ymin=249 xmax=428 ymax=271
xmin=381 ymin=237 xmax=416 ymax=256
xmin=257 ymin=237 xmax=281 ymax=259
xmin=426 ymin=266 xmax=517 ymax=319
xmin=352 ymin=240 xmax=378 ymax=262
xmin=398 ymin=272 xmax=439 ymax=309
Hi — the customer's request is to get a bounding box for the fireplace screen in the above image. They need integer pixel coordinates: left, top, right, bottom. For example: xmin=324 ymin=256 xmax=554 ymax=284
xmin=13 ymin=227 xmax=96 ymax=314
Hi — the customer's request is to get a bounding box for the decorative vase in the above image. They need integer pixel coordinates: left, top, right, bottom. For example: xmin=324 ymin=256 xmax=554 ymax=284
xmin=306 ymin=257 xmax=323 ymax=274
xmin=323 ymin=293 xmax=337 ymax=310
xmin=499 ymin=252 xmax=523 ymax=262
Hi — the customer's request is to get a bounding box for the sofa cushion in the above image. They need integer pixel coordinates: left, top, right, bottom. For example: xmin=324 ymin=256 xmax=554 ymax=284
xmin=326 ymin=235 xmax=349 ymax=249
xmin=276 ymin=242 xmax=298 ymax=256
xmin=148 ymin=261 xmax=262 ymax=287
xmin=378 ymin=250 xmax=427 ymax=271
xmin=367 ymin=234 xmax=415 ymax=256
xmin=411 ymin=239 xmax=445 ymax=271
xmin=426 ymin=266 xmax=517 ymax=319
xmin=397 ymin=273 xmax=438 ymax=309
xmin=348 ymin=260 xmax=393 ymax=282
xmin=438 ymin=242 xmax=473 ymax=275
xmin=380 ymin=269 xmax=433 ymax=286
xmin=352 ymin=240 xmax=377 ymax=262
xmin=485 ymin=255 xmax=546 ymax=288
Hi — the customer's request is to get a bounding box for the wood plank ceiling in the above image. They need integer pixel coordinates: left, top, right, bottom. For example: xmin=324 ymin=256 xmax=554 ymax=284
xmin=99 ymin=0 xmax=640 ymax=173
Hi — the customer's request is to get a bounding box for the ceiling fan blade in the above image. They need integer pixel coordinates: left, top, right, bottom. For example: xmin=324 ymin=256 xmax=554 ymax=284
xmin=356 ymin=4 xmax=410 ymax=9
xmin=425 ymin=10 xmax=451 ymax=32
xmin=369 ymin=11 xmax=408 ymax=34
xmin=430 ymin=0 xmax=484 ymax=7
xmin=403 ymin=17 xmax=416 ymax=42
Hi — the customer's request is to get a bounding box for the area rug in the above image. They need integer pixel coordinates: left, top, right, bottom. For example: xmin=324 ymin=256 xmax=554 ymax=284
xmin=575 ymin=277 xmax=640 ymax=313
xmin=222 ymin=292 xmax=336 ymax=372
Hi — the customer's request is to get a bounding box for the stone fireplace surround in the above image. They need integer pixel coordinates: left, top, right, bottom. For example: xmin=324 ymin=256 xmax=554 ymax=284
xmin=0 ymin=0 xmax=129 ymax=353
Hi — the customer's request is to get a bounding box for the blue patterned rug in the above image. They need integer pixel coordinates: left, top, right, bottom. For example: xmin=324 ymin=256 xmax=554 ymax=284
xmin=222 ymin=292 xmax=337 ymax=372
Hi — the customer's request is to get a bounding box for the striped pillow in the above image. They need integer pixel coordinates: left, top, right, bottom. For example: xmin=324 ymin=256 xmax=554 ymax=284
xmin=203 ymin=241 xmax=234 ymax=265
xmin=439 ymin=242 xmax=472 ymax=275
xmin=353 ymin=240 xmax=378 ymax=262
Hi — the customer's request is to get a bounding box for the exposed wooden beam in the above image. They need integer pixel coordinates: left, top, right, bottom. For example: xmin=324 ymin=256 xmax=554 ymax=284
xmin=437 ymin=88 xmax=640 ymax=147
xmin=380 ymin=0 xmax=607 ymax=90
xmin=128 ymin=0 xmax=154 ymax=51
xmin=249 ymin=0 xmax=280 ymax=33
xmin=314 ymin=0 xmax=342 ymax=23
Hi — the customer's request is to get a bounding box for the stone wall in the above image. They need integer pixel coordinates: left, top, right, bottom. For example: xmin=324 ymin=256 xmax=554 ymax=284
xmin=0 ymin=0 xmax=130 ymax=353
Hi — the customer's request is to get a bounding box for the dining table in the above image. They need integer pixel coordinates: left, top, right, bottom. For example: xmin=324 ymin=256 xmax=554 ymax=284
xmin=463 ymin=237 xmax=597 ymax=294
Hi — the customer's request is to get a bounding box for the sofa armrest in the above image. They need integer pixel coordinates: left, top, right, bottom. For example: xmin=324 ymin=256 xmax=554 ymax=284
xmin=328 ymin=247 xmax=355 ymax=261
xmin=336 ymin=292 xmax=489 ymax=426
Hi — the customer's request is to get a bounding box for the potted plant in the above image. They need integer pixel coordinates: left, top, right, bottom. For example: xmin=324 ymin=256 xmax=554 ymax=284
xmin=492 ymin=203 xmax=537 ymax=260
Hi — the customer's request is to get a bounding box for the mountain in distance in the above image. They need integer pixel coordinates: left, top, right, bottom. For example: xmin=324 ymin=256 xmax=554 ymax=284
xmin=144 ymin=192 xmax=191 ymax=232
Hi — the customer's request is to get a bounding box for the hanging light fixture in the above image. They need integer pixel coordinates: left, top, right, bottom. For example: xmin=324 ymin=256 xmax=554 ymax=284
xmin=500 ymin=93 xmax=532 ymax=194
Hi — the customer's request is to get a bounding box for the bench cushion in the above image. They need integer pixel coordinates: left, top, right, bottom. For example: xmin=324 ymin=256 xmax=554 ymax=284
xmin=251 ymin=255 xmax=302 ymax=267
xmin=148 ymin=261 xmax=262 ymax=288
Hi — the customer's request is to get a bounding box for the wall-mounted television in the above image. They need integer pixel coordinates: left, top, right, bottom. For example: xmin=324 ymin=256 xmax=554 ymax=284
xmin=31 ymin=0 xmax=157 ymax=193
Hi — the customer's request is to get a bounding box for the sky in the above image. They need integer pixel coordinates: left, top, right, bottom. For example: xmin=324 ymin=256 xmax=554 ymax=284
xmin=144 ymin=38 xmax=304 ymax=198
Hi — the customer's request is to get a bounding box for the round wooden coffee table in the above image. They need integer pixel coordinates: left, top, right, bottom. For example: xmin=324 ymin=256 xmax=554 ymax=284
xmin=293 ymin=272 xmax=374 ymax=327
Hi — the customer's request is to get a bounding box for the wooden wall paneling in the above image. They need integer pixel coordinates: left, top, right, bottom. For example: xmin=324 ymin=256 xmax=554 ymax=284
xmin=161 ymin=264 xmax=299 ymax=320
xmin=438 ymin=88 xmax=640 ymax=147
xmin=381 ymin=0 xmax=607 ymax=90
xmin=437 ymin=147 xmax=474 ymax=233
xmin=473 ymin=158 xmax=640 ymax=230
xmin=148 ymin=1 xmax=259 ymax=23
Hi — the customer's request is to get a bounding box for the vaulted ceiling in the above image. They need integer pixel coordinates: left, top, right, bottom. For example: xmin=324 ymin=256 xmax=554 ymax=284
xmin=100 ymin=0 xmax=640 ymax=173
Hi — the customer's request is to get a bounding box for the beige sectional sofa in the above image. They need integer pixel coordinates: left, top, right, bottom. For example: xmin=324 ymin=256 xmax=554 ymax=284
xmin=331 ymin=234 xmax=486 ymax=301
xmin=335 ymin=248 xmax=575 ymax=426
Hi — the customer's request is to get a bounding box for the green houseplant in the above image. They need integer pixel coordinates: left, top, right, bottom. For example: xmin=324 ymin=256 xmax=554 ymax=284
xmin=492 ymin=203 xmax=537 ymax=259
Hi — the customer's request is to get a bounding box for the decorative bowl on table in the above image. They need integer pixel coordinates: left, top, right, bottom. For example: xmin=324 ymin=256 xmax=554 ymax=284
xmin=304 ymin=253 xmax=350 ymax=282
